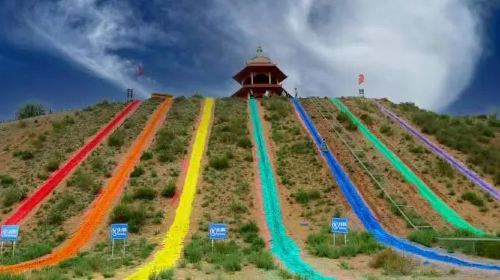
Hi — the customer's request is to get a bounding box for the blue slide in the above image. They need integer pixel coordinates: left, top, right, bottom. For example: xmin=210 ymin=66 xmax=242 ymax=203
xmin=292 ymin=98 xmax=500 ymax=271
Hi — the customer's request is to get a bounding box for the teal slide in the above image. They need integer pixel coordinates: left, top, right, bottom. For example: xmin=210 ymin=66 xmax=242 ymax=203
xmin=249 ymin=99 xmax=332 ymax=280
xmin=330 ymin=98 xmax=484 ymax=236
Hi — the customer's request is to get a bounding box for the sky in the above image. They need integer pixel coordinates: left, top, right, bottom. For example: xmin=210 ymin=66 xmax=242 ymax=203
xmin=0 ymin=0 xmax=499 ymax=120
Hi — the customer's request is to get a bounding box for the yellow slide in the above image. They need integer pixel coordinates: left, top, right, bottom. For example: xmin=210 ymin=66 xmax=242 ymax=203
xmin=126 ymin=98 xmax=214 ymax=279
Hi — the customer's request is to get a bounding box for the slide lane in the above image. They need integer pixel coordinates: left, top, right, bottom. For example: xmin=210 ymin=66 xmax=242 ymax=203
xmin=0 ymin=98 xmax=172 ymax=273
xmin=375 ymin=102 xmax=500 ymax=201
xmin=330 ymin=98 xmax=485 ymax=236
xmin=293 ymin=98 xmax=500 ymax=271
xmin=126 ymin=98 xmax=214 ymax=280
xmin=249 ymin=99 xmax=332 ymax=280
xmin=0 ymin=100 xmax=140 ymax=230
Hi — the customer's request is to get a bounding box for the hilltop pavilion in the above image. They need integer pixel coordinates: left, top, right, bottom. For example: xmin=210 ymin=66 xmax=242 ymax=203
xmin=232 ymin=47 xmax=289 ymax=98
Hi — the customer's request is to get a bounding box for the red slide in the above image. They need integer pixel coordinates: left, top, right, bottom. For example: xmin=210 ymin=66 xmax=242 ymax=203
xmin=0 ymin=100 xmax=140 ymax=230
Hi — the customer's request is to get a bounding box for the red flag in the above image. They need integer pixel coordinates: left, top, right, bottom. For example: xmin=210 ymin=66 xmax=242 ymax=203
xmin=137 ymin=64 xmax=143 ymax=77
xmin=358 ymin=73 xmax=365 ymax=85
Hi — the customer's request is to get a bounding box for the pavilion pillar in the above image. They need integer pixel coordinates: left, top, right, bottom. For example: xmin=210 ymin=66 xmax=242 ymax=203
xmin=251 ymin=72 xmax=254 ymax=84
xmin=269 ymin=72 xmax=271 ymax=84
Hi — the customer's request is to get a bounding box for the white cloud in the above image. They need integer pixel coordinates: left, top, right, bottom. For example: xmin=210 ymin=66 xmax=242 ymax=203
xmin=23 ymin=0 xmax=170 ymax=97
xmin=213 ymin=0 xmax=483 ymax=110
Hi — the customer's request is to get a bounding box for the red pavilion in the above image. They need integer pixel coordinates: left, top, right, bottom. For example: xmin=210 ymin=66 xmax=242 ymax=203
xmin=232 ymin=47 xmax=289 ymax=98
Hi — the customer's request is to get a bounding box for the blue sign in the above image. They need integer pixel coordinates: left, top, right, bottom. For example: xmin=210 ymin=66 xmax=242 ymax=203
xmin=331 ymin=217 xmax=348 ymax=234
xmin=110 ymin=224 xmax=128 ymax=240
xmin=209 ymin=223 xmax=228 ymax=240
xmin=1 ymin=225 xmax=19 ymax=241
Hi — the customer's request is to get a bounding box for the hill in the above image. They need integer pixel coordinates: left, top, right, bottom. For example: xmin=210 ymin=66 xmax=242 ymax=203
xmin=0 ymin=96 xmax=499 ymax=280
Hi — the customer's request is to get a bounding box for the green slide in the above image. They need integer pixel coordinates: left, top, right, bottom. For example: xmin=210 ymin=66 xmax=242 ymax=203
xmin=330 ymin=98 xmax=485 ymax=236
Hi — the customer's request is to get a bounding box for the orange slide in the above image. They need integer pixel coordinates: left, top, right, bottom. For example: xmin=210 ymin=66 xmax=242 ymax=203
xmin=0 ymin=98 xmax=173 ymax=273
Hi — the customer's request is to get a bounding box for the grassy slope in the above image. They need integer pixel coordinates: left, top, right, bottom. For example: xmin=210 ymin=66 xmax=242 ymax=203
xmin=302 ymin=98 xmax=448 ymax=236
xmin=0 ymin=100 xmax=158 ymax=268
xmin=176 ymin=98 xmax=277 ymax=279
xmin=19 ymin=97 xmax=201 ymax=279
xmin=383 ymin=99 xmax=500 ymax=187
xmin=342 ymin=97 xmax=500 ymax=234
xmin=261 ymin=97 xmax=348 ymax=233
xmin=0 ymin=102 xmax=125 ymax=219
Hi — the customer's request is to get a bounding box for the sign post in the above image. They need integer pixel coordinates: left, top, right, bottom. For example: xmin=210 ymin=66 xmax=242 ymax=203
xmin=209 ymin=223 xmax=228 ymax=251
xmin=1 ymin=225 xmax=19 ymax=257
xmin=331 ymin=217 xmax=348 ymax=247
xmin=110 ymin=223 xmax=128 ymax=258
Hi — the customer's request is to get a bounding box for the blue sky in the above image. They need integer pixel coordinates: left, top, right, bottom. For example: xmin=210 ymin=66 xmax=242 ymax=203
xmin=0 ymin=0 xmax=499 ymax=120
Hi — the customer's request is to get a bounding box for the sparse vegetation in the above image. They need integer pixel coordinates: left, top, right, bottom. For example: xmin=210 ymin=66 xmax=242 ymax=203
xmin=370 ymin=248 xmax=416 ymax=275
xmin=16 ymin=103 xmax=46 ymax=120
xmin=306 ymin=227 xmax=382 ymax=259
xmin=408 ymin=229 xmax=500 ymax=259
xmin=161 ymin=181 xmax=176 ymax=198
xmin=461 ymin=191 xmax=485 ymax=207
xmin=395 ymin=102 xmax=500 ymax=186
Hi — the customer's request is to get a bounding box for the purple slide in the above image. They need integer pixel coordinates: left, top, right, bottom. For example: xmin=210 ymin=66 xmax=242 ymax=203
xmin=375 ymin=102 xmax=500 ymax=202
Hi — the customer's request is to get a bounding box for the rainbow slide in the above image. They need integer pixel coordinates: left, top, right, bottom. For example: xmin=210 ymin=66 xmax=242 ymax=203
xmin=248 ymin=98 xmax=332 ymax=280
xmin=293 ymin=98 xmax=500 ymax=271
xmin=0 ymin=100 xmax=140 ymax=232
xmin=0 ymin=98 xmax=172 ymax=273
xmin=375 ymin=101 xmax=500 ymax=201
xmin=126 ymin=98 xmax=214 ymax=280
xmin=330 ymin=98 xmax=485 ymax=236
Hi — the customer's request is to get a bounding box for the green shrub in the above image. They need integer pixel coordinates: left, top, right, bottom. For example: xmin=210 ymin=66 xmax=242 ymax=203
xmin=184 ymin=237 xmax=205 ymax=263
xmin=294 ymin=189 xmax=310 ymax=204
xmin=45 ymin=159 xmax=60 ymax=172
xmin=306 ymin=228 xmax=382 ymax=259
xmin=3 ymin=187 xmax=27 ymax=207
xmin=221 ymin=253 xmax=242 ymax=272
xmin=111 ymin=203 xmax=146 ymax=233
xmin=337 ymin=112 xmax=349 ymax=123
xmin=408 ymin=230 xmax=435 ymax=247
xmin=141 ymin=151 xmax=153 ymax=161
xmin=149 ymin=269 xmax=174 ymax=280
xmin=130 ymin=166 xmax=145 ymax=177
xmin=293 ymin=189 xmax=321 ymax=204
xmin=108 ymin=130 xmax=125 ymax=147
xmin=408 ymin=145 xmax=425 ymax=154
xmin=249 ymin=251 xmax=274 ymax=270
xmin=230 ymin=202 xmax=248 ymax=214
xmin=369 ymin=248 xmax=415 ymax=275
xmin=461 ymin=191 xmax=484 ymax=207
xmin=209 ymin=155 xmax=229 ymax=170
xmin=0 ymin=274 xmax=25 ymax=280
xmin=16 ymin=103 xmax=46 ymax=119
xmin=161 ymin=181 xmax=176 ymax=198
xmin=360 ymin=114 xmax=373 ymax=125
xmin=237 ymin=137 xmax=252 ymax=149
xmin=380 ymin=125 xmax=393 ymax=136
xmin=0 ymin=175 xmax=15 ymax=186
xmin=13 ymin=150 xmax=34 ymax=160
xmin=133 ymin=187 xmax=157 ymax=200
xmin=90 ymin=156 xmax=105 ymax=172
xmin=68 ymin=169 xmax=97 ymax=192
xmin=436 ymin=159 xmax=454 ymax=178
xmin=290 ymin=140 xmax=313 ymax=154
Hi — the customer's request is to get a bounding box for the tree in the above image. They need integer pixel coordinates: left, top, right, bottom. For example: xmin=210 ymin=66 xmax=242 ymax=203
xmin=16 ymin=103 xmax=46 ymax=119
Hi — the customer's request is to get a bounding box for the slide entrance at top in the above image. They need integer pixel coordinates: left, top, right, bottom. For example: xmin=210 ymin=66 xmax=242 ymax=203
xmin=375 ymin=101 xmax=500 ymax=202
xmin=330 ymin=98 xmax=484 ymax=236
xmin=249 ymin=98 xmax=332 ymax=280
xmin=292 ymin=98 xmax=500 ymax=271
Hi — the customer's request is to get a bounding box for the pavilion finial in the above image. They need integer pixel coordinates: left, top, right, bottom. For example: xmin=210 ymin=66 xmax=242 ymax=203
xmin=256 ymin=46 xmax=264 ymax=57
